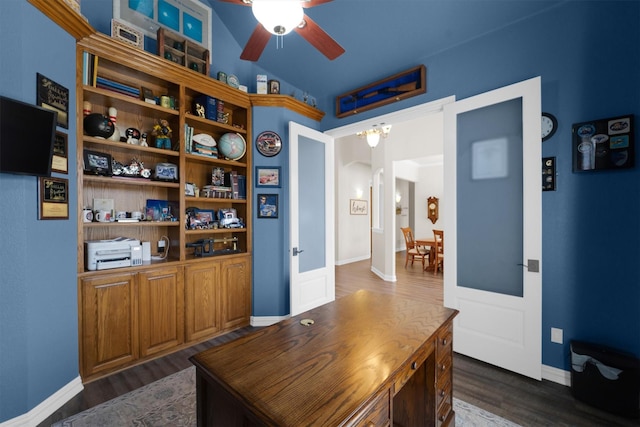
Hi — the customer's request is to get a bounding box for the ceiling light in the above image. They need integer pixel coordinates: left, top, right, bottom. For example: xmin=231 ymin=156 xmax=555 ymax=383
xmin=357 ymin=124 xmax=392 ymax=148
xmin=252 ymin=0 xmax=304 ymax=35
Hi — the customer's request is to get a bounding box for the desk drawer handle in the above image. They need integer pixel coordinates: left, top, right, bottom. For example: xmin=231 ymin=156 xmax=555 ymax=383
xmin=365 ymin=422 xmax=375 ymax=427
xmin=440 ymin=389 xmax=445 ymax=397
xmin=439 ymin=414 xmax=446 ymax=422
xmin=440 ymin=363 xmax=447 ymax=372
xmin=411 ymin=361 xmax=418 ymax=370
xmin=442 ymin=338 xmax=448 ymax=346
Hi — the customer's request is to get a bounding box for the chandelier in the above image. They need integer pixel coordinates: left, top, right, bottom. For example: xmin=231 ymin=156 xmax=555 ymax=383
xmin=357 ymin=124 xmax=392 ymax=148
xmin=251 ymin=0 xmax=304 ymax=35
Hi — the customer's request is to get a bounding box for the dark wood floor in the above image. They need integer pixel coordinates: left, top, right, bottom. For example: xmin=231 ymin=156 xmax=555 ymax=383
xmin=40 ymin=253 xmax=637 ymax=426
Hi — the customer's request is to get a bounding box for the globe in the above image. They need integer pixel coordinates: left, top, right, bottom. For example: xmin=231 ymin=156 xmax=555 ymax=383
xmin=218 ymin=132 xmax=246 ymax=161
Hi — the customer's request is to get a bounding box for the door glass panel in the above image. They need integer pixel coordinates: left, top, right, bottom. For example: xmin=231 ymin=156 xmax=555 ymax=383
xmin=456 ymin=98 xmax=523 ymax=297
xmin=298 ymin=135 xmax=326 ymax=272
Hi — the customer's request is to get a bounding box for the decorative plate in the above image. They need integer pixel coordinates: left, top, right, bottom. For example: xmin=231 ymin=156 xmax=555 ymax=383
xmin=256 ymin=130 xmax=282 ymax=157
xmin=227 ymin=74 xmax=239 ymax=89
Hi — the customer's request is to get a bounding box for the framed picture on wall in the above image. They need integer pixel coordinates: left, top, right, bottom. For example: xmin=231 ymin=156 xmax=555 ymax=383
xmin=350 ymin=199 xmax=368 ymax=215
xmin=258 ymin=194 xmax=278 ymax=218
xmin=572 ymin=114 xmax=634 ymax=172
xmin=256 ymin=167 xmax=281 ymax=187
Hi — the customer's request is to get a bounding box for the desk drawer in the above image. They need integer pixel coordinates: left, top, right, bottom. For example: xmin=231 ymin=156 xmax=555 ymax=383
xmin=437 ymin=401 xmax=454 ymax=427
xmin=393 ymin=342 xmax=432 ymax=394
xmin=350 ymin=388 xmax=390 ymax=427
xmin=436 ymin=374 xmax=452 ymax=411
xmin=436 ymin=322 xmax=453 ymax=358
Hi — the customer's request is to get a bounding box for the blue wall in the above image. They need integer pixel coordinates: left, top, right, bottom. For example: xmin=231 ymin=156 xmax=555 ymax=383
xmin=2 ymin=0 xmax=639 ymax=422
xmin=251 ymin=108 xmax=319 ymax=317
xmin=0 ymin=1 xmax=78 ymax=422
xmin=318 ymin=1 xmax=640 ymax=370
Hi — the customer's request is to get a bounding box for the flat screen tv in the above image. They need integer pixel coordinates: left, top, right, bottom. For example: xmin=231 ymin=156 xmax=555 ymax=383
xmin=0 ymin=95 xmax=57 ymax=177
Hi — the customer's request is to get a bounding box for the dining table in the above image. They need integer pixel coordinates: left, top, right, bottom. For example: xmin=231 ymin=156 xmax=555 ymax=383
xmin=416 ymin=237 xmax=437 ymax=271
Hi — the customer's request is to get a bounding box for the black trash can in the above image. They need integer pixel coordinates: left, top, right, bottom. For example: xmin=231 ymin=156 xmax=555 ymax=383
xmin=570 ymin=340 xmax=640 ymax=418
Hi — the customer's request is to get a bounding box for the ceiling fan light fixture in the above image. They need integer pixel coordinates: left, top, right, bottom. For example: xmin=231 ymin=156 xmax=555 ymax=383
xmin=357 ymin=124 xmax=392 ymax=148
xmin=252 ymin=0 xmax=304 ymax=36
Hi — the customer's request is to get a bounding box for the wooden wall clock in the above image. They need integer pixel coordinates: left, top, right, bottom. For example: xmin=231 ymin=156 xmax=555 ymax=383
xmin=427 ymin=197 xmax=439 ymax=224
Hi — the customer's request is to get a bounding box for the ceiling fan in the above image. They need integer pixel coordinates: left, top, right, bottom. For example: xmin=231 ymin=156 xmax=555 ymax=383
xmin=219 ymin=0 xmax=345 ymax=61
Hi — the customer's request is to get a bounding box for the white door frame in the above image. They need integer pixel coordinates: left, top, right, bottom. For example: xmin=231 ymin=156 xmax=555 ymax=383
xmin=325 ymin=97 xmax=456 ymax=281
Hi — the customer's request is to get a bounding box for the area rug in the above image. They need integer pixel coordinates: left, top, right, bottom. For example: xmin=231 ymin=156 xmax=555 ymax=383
xmin=53 ymin=367 xmax=521 ymax=426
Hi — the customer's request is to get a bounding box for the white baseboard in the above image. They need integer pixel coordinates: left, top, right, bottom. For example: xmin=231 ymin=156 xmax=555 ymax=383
xmin=0 ymin=375 xmax=83 ymax=427
xmin=251 ymin=315 xmax=289 ymax=327
xmin=542 ymin=364 xmax=571 ymax=386
xmin=371 ymin=265 xmax=396 ymax=282
xmin=335 ymin=254 xmax=370 ymax=266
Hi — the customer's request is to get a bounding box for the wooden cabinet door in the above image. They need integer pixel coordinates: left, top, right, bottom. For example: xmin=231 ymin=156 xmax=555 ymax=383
xmin=138 ymin=266 xmax=184 ymax=357
xmin=80 ymin=273 xmax=138 ymax=377
xmin=185 ymin=262 xmax=221 ymax=343
xmin=221 ymin=257 xmax=251 ymax=330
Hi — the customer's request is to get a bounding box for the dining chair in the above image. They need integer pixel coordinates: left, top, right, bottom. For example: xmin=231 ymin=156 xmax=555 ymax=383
xmin=401 ymin=227 xmax=428 ymax=268
xmin=433 ymin=229 xmax=444 ymax=275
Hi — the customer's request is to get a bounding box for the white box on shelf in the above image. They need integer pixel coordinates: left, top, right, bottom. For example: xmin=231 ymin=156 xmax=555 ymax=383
xmin=257 ymin=74 xmax=267 ymax=94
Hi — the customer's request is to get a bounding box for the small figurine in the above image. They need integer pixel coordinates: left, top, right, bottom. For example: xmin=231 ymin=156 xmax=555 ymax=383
xmin=125 ymin=127 xmax=141 ymax=145
xmin=152 ymin=119 xmax=172 ymax=150
xmin=107 ymin=107 xmax=121 ymax=142
xmin=140 ymin=132 xmax=148 ymax=147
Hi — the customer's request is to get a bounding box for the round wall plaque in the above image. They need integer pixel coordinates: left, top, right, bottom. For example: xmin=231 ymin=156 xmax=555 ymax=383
xmin=256 ymin=130 xmax=282 ymax=157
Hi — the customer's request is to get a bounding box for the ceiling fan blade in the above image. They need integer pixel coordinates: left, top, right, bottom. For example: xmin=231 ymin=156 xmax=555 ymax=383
xmin=218 ymin=0 xmax=251 ymax=5
xmin=240 ymin=24 xmax=271 ymax=61
xmin=302 ymin=0 xmax=334 ymax=8
xmin=295 ymin=14 xmax=345 ymax=60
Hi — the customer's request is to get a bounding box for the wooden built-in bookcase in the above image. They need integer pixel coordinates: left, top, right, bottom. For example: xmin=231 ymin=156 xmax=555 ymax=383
xmin=76 ymin=32 xmax=252 ymax=382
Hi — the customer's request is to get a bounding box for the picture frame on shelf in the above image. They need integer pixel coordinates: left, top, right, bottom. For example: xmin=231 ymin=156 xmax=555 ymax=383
xmin=256 ymin=166 xmax=281 ymax=188
xmin=268 ymin=80 xmax=280 ymax=94
xmin=83 ymin=149 xmax=113 ymax=176
xmin=258 ymin=194 xmax=278 ymax=218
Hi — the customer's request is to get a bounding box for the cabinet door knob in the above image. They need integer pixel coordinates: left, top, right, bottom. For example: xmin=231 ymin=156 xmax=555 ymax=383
xmin=411 ymin=361 xmax=418 ymax=370
xmin=442 ymin=338 xmax=448 ymax=346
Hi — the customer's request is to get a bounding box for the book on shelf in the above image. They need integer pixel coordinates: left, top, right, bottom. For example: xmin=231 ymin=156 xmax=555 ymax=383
xmin=184 ymin=124 xmax=193 ymax=153
xmin=82 ymin=52 xmax=98 ymax=86
xmin=95 ymin=77 xmax=140 ymax=96
xmin=96 ymin=83 xmax=140 ymax=98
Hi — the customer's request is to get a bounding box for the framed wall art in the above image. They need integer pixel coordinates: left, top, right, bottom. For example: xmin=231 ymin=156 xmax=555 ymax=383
xmin=36 ymin=73 xmax=69 ymax=129
xmin=256 ymin=130 xmax=282 ymax=157
xmin=258 ymin=194 xmax=278 ymax=218
xmin=51 ymin=131 xmax=68 ymax=174
xmin=350 ymin=199 xmax=368 ymax=215
xmin=256 ymin=167 xmax=281 ymax=187
xmin=572 ymin=114 xmax=634 ymax=172
xmin=38 ymin=176 xmax=69 ymax=220
xmin=336 ymin=65 xmax=426 ymax=118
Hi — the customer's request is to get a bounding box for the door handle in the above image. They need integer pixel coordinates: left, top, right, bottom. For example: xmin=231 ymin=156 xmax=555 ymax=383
xmin=518 ymin=259 xmax=539 ymax=273
xmin=293 ymin=247 xmax=304 ymax=256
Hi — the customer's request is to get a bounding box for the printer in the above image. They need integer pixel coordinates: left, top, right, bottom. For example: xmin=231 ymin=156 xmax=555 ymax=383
xmin=85 ymin=237 xmax=142 ymax=271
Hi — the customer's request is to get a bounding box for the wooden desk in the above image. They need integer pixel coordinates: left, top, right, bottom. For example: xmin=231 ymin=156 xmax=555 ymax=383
xmin=416 ymin=238 xmax=437 ymax=271
xmin=190 ymin=290 xmax=458 ymax=427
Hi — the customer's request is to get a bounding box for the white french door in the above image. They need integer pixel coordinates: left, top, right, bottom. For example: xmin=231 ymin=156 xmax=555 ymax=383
xmin=443 ymin=77 xmax=542 ymax=380
xmin=289 ymin=122 xmax=335 ymax=316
